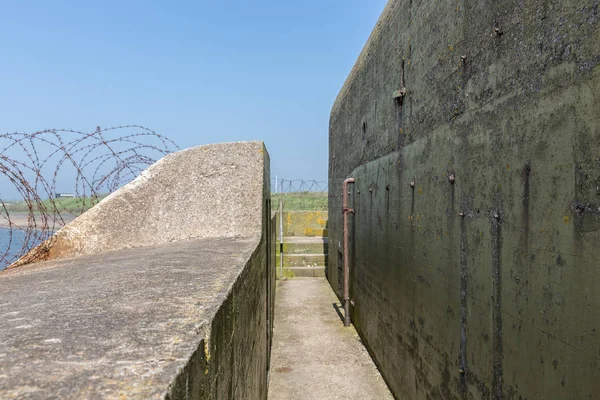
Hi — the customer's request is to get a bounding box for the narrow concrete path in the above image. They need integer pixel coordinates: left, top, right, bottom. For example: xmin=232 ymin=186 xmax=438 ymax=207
xmin=268 ymin=278 xmax=393 ymax=400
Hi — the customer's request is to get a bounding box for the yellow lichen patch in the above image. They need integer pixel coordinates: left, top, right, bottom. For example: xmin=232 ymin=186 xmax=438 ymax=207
xmin=418 ymin=187 xmax=423 ymax=195
xmin=203 ymin=339 xmax=211 ymax=362
xmin=304 ymin=227 xmax=327 ymax=237
xmin=564 ymin=216 xmax=570 ymax=224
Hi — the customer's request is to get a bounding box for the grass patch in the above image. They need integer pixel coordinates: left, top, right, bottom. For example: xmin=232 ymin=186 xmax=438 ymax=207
xmin=3 ymin=196 xmax=106 ymax=214
xmin=272 ymin=192 xmax=327 ymax=211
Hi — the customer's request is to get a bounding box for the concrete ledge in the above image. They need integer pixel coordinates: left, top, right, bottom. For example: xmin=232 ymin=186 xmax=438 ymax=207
xmin=280 ymin=240 xmax=328 ymax=255
xmin=1 ymin=237 xmax=269 ymax=399
xmin=280 ymin=266 xmax=326 ymax=279
xmin=1 ymin=141 xmax=274 ymax=399
xmin=283 ymin=253 xmax=328 ymax=267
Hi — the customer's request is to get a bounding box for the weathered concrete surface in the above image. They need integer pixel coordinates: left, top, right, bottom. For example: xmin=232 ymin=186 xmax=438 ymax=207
xmin=276 ymin=215 xmax=329 ymax=278
xmin=1 ymin=141 xmax=274 ymax=399
xmin=13 ymin=141 xmax=267 ymax=265
xmin=267 ymin=279 xmax=393 ymax=400
xmin=0 ymin=238 xmax=269 ymax=399
xmin=281 ymin=236 xmax=329 ymax=255
xmin=329 ymin=1 xmax=600 ymax=399
xmin=281 ymin=211 xmax=328 ymax=237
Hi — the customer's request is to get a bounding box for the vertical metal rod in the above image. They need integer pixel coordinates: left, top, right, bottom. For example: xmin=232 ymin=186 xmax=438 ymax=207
xmin=279 ymin=198 xmax=284 ymax=279
xmin=342 ymin=178 xmax=355 ymax=327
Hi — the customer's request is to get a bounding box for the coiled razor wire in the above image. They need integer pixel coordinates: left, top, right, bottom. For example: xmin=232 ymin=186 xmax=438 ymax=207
xmin=271 ymin=179 xmax=328 ymax=211
xmin=0 ymin=125 xmax=178 ymax=269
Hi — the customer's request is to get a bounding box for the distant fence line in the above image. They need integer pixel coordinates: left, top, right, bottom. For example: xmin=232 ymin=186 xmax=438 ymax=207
xmin=271 ymin=178 xmax=327 ymax=194
xmin=271 ymin=179 xmax=328 ymax=211
xmin=0 ymin=125 xmax=178 ymax=269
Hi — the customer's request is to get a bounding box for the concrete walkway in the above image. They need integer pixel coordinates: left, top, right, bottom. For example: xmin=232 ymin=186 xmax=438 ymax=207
xmin=268 ymin=278 xmax=393 ymax=400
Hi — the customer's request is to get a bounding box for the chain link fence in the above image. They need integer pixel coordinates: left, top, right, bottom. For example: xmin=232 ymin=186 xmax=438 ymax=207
xmin=271 ymin=178 xmax=328 ymax=211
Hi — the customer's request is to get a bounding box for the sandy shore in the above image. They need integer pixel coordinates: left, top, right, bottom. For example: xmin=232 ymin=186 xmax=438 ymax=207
xmin=0 ymin=213 xmax=77 ymax=231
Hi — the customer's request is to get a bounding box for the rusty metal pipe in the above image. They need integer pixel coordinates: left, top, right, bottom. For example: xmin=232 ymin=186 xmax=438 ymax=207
xmin=342 ymin=177 xmax=355 ymax=327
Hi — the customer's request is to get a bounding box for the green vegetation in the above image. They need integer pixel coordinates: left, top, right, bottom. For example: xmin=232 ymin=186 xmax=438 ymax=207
xmin=271 ymin=192 xmax=328 ymax=211
xmin=3 ymin=196 xmax=106 ymax=214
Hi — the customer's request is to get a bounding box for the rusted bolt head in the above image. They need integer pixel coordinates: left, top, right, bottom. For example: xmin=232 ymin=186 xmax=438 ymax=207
xmin=410 ymin=180 xmax=415 ymax=188
xmin=448 ymin=174 xmax=455 ymax=184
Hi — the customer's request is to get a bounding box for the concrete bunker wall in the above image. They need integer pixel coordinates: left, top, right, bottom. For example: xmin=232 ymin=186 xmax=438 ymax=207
xmin=14 ymin=141 xmax=268 ymax=264
xmin=1 ymin=141 xmax=275 ymax=399
xmin=167 ymin=236 xmax=272 ymax=399
xmin=328 ymin=1 xmax=600 ymax=399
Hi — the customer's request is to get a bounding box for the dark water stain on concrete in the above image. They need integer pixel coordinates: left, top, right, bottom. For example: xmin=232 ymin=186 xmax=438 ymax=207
xmin=491 ymin=206 xmax=504 ymax=400
xmin=522 ymin=162 xmax=531 ymax=256
xmin=459 ymin=204 xmax=469 ymax=397
xmin=396 ymin=59 xmax=406 ymax=150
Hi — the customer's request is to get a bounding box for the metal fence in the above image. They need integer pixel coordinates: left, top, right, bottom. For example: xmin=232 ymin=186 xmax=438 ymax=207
xmin=271 ymin=178 xmax=328 ymax=212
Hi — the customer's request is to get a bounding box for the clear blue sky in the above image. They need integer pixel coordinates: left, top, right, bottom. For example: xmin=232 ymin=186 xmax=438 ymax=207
xmin=0 ymin=1 xmax=387 ymax=183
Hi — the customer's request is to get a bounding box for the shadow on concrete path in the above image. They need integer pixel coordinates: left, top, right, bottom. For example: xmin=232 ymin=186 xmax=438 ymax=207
xmin=268 ymin=278 xmax=393 ymax=400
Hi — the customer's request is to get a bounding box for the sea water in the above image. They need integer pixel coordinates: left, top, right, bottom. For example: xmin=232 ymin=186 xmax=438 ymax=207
xmin=0 ymin=227 xmax=30 ymax=271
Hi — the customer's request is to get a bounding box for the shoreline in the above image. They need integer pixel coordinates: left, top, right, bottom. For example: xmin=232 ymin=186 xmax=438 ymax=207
xmin=0 ymin=213 xmax=77 ymax=231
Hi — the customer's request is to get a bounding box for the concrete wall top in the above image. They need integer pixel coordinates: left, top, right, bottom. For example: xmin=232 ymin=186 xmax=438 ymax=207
xmin=1 ymin=237 xmax=267 ymax=399
xmin=14 ymin=141 xmax=269 ymax=264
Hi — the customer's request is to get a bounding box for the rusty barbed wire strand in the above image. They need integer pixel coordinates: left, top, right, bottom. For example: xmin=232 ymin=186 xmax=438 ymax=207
xmin=271 ymin=179 xmax=328 ymax=211
xmin=0 ymin=126 xmax=178 ymax=269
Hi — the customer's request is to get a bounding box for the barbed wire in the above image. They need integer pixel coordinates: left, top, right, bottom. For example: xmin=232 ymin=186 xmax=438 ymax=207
xmin=0 ymin=125 xmax=178 ymax=269
xmin=271 ymin=179 xmax=328 ymax=211
xmin=271 ymin=179 xmax=328 ymax=194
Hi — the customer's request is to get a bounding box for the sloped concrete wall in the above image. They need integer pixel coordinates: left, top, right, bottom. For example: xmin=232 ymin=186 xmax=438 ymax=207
xmin=13 ymin=142 xmax=268 ymax=265
xmin=329 ymin=1 xmax=600 ymax=399
xmin=1 ymin=142 xmax=274 ymax=399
